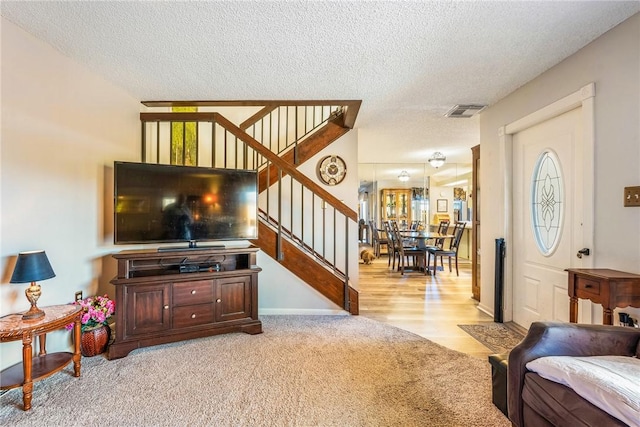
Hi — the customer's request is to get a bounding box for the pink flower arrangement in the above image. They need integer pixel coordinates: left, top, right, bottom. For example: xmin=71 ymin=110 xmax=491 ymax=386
xmin=66 ymin=294 xmax=115 ymax=332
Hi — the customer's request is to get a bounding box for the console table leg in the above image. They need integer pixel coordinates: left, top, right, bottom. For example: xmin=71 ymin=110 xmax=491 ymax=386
xmin=603 ymin=308 xmax=613 ymax=326
xmin=21 ymin=333 xmax=33 ymax=411
xmin=73 ymin=317 xmax=81 ymax=376
xmin=569 ymin=296 xmax=578 ymax=323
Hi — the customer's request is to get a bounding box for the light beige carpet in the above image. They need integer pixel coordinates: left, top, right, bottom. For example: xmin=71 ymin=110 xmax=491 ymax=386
xmin=1 ymin=315 xmax=510 ymax=427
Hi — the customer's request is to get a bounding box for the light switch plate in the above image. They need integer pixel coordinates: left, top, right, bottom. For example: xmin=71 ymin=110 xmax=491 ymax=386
xmin=624 ymin=186 xmax=640 ymax=207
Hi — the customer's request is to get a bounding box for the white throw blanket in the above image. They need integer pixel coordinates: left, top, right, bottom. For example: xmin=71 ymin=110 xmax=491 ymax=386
xmin=526 ymin=355 xmax=640 ymax=427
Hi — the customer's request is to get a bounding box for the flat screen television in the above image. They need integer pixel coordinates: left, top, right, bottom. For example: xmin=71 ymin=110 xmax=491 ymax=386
xmin=114 ymin=161 xmax=258 ymax=247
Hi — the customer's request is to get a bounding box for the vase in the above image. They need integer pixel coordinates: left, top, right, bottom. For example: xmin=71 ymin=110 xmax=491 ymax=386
xmin=80 ymin=324 xmax=110 ymax=357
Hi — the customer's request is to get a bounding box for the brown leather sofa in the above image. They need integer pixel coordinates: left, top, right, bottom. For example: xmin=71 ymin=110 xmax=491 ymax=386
xmin=508 ymin=322 xmax=640 ymax=427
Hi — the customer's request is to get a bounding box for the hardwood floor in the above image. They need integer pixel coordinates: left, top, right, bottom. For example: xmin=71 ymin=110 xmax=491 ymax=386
xmin=358 ymin=251 xmax=496 ymax=359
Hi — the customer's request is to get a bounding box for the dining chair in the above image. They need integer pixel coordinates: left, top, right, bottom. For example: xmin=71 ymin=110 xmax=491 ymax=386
xmin=426 ymin=222 xmax=466 ymax=276
xmin=382 ymin=221 xmax=399 ymax=268
xmin=369 ymin=220 xmax=389 ymax=258
xmin=424 ymin=219 xmax=450 ymax=251
xmin=390 ymin=221 xmax=426 ymax=275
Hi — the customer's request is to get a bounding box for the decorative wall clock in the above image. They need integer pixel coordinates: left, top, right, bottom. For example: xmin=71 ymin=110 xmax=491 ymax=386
xmin=317 ymin=155 xmax=347 ymax=186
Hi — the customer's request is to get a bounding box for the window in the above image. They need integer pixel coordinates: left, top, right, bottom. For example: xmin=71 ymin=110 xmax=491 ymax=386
xmin=171 ymin=106 xmax=197 ymax=165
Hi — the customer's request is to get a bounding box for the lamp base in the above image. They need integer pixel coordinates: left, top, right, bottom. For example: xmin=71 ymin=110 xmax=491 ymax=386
xmin=22 ymin=305 xmax=45 ymax=320
xmin=23 ymin=282 xmax=45 ymax=320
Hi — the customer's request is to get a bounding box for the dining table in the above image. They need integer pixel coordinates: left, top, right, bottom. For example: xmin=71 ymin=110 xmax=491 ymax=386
xmin=395 ymin=230 xmax=455 ymax=274
xmin=398 ymin=230 xmax=455 ymax=249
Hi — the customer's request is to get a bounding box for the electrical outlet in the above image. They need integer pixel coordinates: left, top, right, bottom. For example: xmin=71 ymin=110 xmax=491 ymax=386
xmin=75 ymin=291 xmax=83 ymax=302
xmin=624 ymin=186 xmax=640 ymax=207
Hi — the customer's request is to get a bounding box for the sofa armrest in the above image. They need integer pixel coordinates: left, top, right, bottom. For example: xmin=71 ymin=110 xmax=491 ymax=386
xmin=507 ymin=321 xmax=640 ymax=427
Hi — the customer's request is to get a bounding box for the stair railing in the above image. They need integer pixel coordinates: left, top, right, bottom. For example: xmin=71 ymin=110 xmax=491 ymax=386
xmin=215 ymin=114 xmax=356 ymax=306
xmin=241 ymin=105 xmax=342 ymax=165
xmin=140 ymin=100 xmax=361 ymax=166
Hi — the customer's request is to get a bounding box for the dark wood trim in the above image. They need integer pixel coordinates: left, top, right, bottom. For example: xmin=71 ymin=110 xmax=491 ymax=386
xmin=239 ymin=106 xmax=278 ymax=130
xmin=140 ymin=112 xmax=217 ymax=122
xmin=471 ymin=144 xmax=480 ymax=302
xmin=349 ymin=288 xmax=359 ymax=315
xmin=141 ymin=100 xmax=361 ymax=108
xmin=342 ymin=100 xmax=361 ymax=129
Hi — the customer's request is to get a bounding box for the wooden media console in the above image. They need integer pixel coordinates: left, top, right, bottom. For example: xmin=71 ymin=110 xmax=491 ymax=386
xmin=107 ymin=245 xmax=262 ymax=360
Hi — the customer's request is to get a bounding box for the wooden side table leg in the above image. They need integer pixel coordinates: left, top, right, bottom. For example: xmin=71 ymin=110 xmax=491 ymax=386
xmin=569 ymin=296 xmax=578 ymax=323
xmin=21 ymin=333 xmax=33 ymax=411
xmin=38 ymin=333 xmax=47 ymax=356
xmin=603 ymin=307 xmax=613 ymax=325
xmin=73 ymin=316 xmax=81 ymax=377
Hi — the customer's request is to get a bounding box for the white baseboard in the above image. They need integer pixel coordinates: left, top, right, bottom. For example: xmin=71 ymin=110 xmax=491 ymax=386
xmin=477 ymin=303 xmax=494 ymax=318
xmin=258 ymin=308 xmax=349 ymax=316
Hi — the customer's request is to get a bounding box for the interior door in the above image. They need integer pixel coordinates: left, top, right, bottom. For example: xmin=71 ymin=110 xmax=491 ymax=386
xmin=512 ymin=107 xmax=586 ymax=329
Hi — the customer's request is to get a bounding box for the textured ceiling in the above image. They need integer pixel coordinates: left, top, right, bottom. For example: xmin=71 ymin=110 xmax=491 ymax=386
xmin=2 ymin=1 xmax=639 ymax=178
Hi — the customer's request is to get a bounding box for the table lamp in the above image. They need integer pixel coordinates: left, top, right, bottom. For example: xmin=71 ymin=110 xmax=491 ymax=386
xmin=10 ymin=250 xmax=56 ymax=320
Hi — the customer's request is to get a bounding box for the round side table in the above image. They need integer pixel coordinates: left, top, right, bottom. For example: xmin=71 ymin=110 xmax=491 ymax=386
xmin=0 ymin=304 xmax=82 ymax=411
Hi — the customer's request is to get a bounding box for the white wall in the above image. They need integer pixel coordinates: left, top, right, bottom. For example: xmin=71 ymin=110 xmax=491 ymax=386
xmin=479 ymin=13 xmax=640 ymax=323
xmin=0 ymin=18 xmax=140 ymax=369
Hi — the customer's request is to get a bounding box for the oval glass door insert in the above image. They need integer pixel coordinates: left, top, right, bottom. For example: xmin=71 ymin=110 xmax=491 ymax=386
xmin=530 ymin=150 xmax=564 ymax=256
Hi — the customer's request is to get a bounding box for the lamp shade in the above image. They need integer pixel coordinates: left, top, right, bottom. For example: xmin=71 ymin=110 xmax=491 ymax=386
xmin=10 ymin=250 xmax=56 ymax=283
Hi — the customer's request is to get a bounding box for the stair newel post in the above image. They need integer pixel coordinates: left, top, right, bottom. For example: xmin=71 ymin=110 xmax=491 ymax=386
xmin=344 ymin=215 xmax=350 ymax=311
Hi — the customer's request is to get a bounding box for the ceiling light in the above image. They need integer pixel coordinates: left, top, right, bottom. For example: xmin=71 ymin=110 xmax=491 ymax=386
xmin=398 ymin=170 xmax=410 ymax=182
xmin=428 ymin=152 xmax=446 ymax=168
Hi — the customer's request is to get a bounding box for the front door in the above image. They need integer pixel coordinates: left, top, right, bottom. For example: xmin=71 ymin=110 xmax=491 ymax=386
xmin=512 ymin=106 xmax=588 ymax=328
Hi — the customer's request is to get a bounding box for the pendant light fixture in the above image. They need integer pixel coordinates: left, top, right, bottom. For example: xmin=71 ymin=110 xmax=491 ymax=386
xmin=428 ymin=152 xmax=446 ymax=168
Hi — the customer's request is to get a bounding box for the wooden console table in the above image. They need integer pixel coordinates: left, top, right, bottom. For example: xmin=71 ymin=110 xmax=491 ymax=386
xmin=0 ymin=304 xmax=82 ymax=410
xmin=566 ymin=268 xmax=640 ymax=325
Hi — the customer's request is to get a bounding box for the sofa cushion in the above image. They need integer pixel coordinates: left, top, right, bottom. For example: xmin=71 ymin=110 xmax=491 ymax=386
xmin=526 ymin=355 xmax=640 ymax=426
xmin=522 ymin=373 xmax=628 ymax=427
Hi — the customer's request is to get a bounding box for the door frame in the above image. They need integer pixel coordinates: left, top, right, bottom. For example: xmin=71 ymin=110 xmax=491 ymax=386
xmin=499 ymin=83 xmax=595 ymax=324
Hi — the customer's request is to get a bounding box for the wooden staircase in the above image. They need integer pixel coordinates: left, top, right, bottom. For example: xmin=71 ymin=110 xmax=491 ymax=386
xmin=140 ymin=101 xmax=361 ymax=314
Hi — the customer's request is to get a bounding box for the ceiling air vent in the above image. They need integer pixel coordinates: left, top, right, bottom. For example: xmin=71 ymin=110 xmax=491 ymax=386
xmin=445 ymin=104 xmax=487 ymax=118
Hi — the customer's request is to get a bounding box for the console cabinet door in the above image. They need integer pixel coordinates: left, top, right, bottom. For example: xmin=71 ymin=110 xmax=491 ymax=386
xmin=215 ymin=276 xmax=251 ymax=322
xmin=125 ymin=283 xmax=171 ymax=336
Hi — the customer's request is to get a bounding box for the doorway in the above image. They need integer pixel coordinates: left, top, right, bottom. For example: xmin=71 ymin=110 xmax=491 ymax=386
xmin=502 ymin=83 xmax=595 ymax=328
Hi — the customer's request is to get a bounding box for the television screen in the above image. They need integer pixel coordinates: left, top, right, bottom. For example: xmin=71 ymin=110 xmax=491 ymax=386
xmin=114 ymin=162 xmax=258 ymax=245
